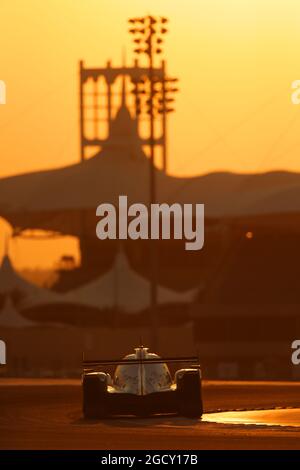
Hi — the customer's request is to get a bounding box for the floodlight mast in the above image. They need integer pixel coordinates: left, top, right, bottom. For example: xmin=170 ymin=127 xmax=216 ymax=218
xmin=128 ymin=16 xmax=178 ymax=350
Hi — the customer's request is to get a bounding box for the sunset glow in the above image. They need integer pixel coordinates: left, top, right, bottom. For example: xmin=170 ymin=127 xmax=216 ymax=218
xmin=1 ymin=0 xmax=300 ymax=268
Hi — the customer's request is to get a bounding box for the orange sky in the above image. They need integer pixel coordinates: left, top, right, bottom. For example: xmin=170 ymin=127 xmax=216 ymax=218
xmin=1 ymin=0 xmax=300 ymax=268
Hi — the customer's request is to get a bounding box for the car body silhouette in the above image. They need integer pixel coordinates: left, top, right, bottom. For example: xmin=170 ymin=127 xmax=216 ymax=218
xmin=82 ymin=346 xmax=203 ymax=418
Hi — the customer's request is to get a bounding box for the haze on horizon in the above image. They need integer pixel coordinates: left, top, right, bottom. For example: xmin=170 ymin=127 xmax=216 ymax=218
xmin=1 ymin=0 xmax=300 ymax=269
xmin=1 ymin=0 xmax=300 ymax=178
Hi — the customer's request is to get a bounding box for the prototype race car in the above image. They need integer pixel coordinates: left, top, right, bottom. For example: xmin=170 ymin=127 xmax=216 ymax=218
xmin=82 ymin=346 xmax=203 ymax=418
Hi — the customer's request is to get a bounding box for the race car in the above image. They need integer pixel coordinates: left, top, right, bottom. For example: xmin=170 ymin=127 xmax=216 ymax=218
xmin=82 ymin=346 xmax=203 ymax=418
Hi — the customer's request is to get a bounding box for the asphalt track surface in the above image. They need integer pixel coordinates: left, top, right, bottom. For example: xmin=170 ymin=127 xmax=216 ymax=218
xmin=1 ymin=379 xmax=300 ymax=449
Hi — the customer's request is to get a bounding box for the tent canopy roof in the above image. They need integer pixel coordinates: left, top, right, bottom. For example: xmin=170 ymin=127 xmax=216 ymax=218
xmin=2 ymin=98 xmax=300 ymax=235
xmin=66 ymin=249 xmax=197 ymax=313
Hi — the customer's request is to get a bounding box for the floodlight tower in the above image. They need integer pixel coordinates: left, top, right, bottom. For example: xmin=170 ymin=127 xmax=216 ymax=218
xmin=128 ymin=15 xmax=178 ymax=350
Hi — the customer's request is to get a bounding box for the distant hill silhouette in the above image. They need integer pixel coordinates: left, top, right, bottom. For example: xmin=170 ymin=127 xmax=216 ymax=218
xmin=1 ymin=168 xmax=300 ymax=237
